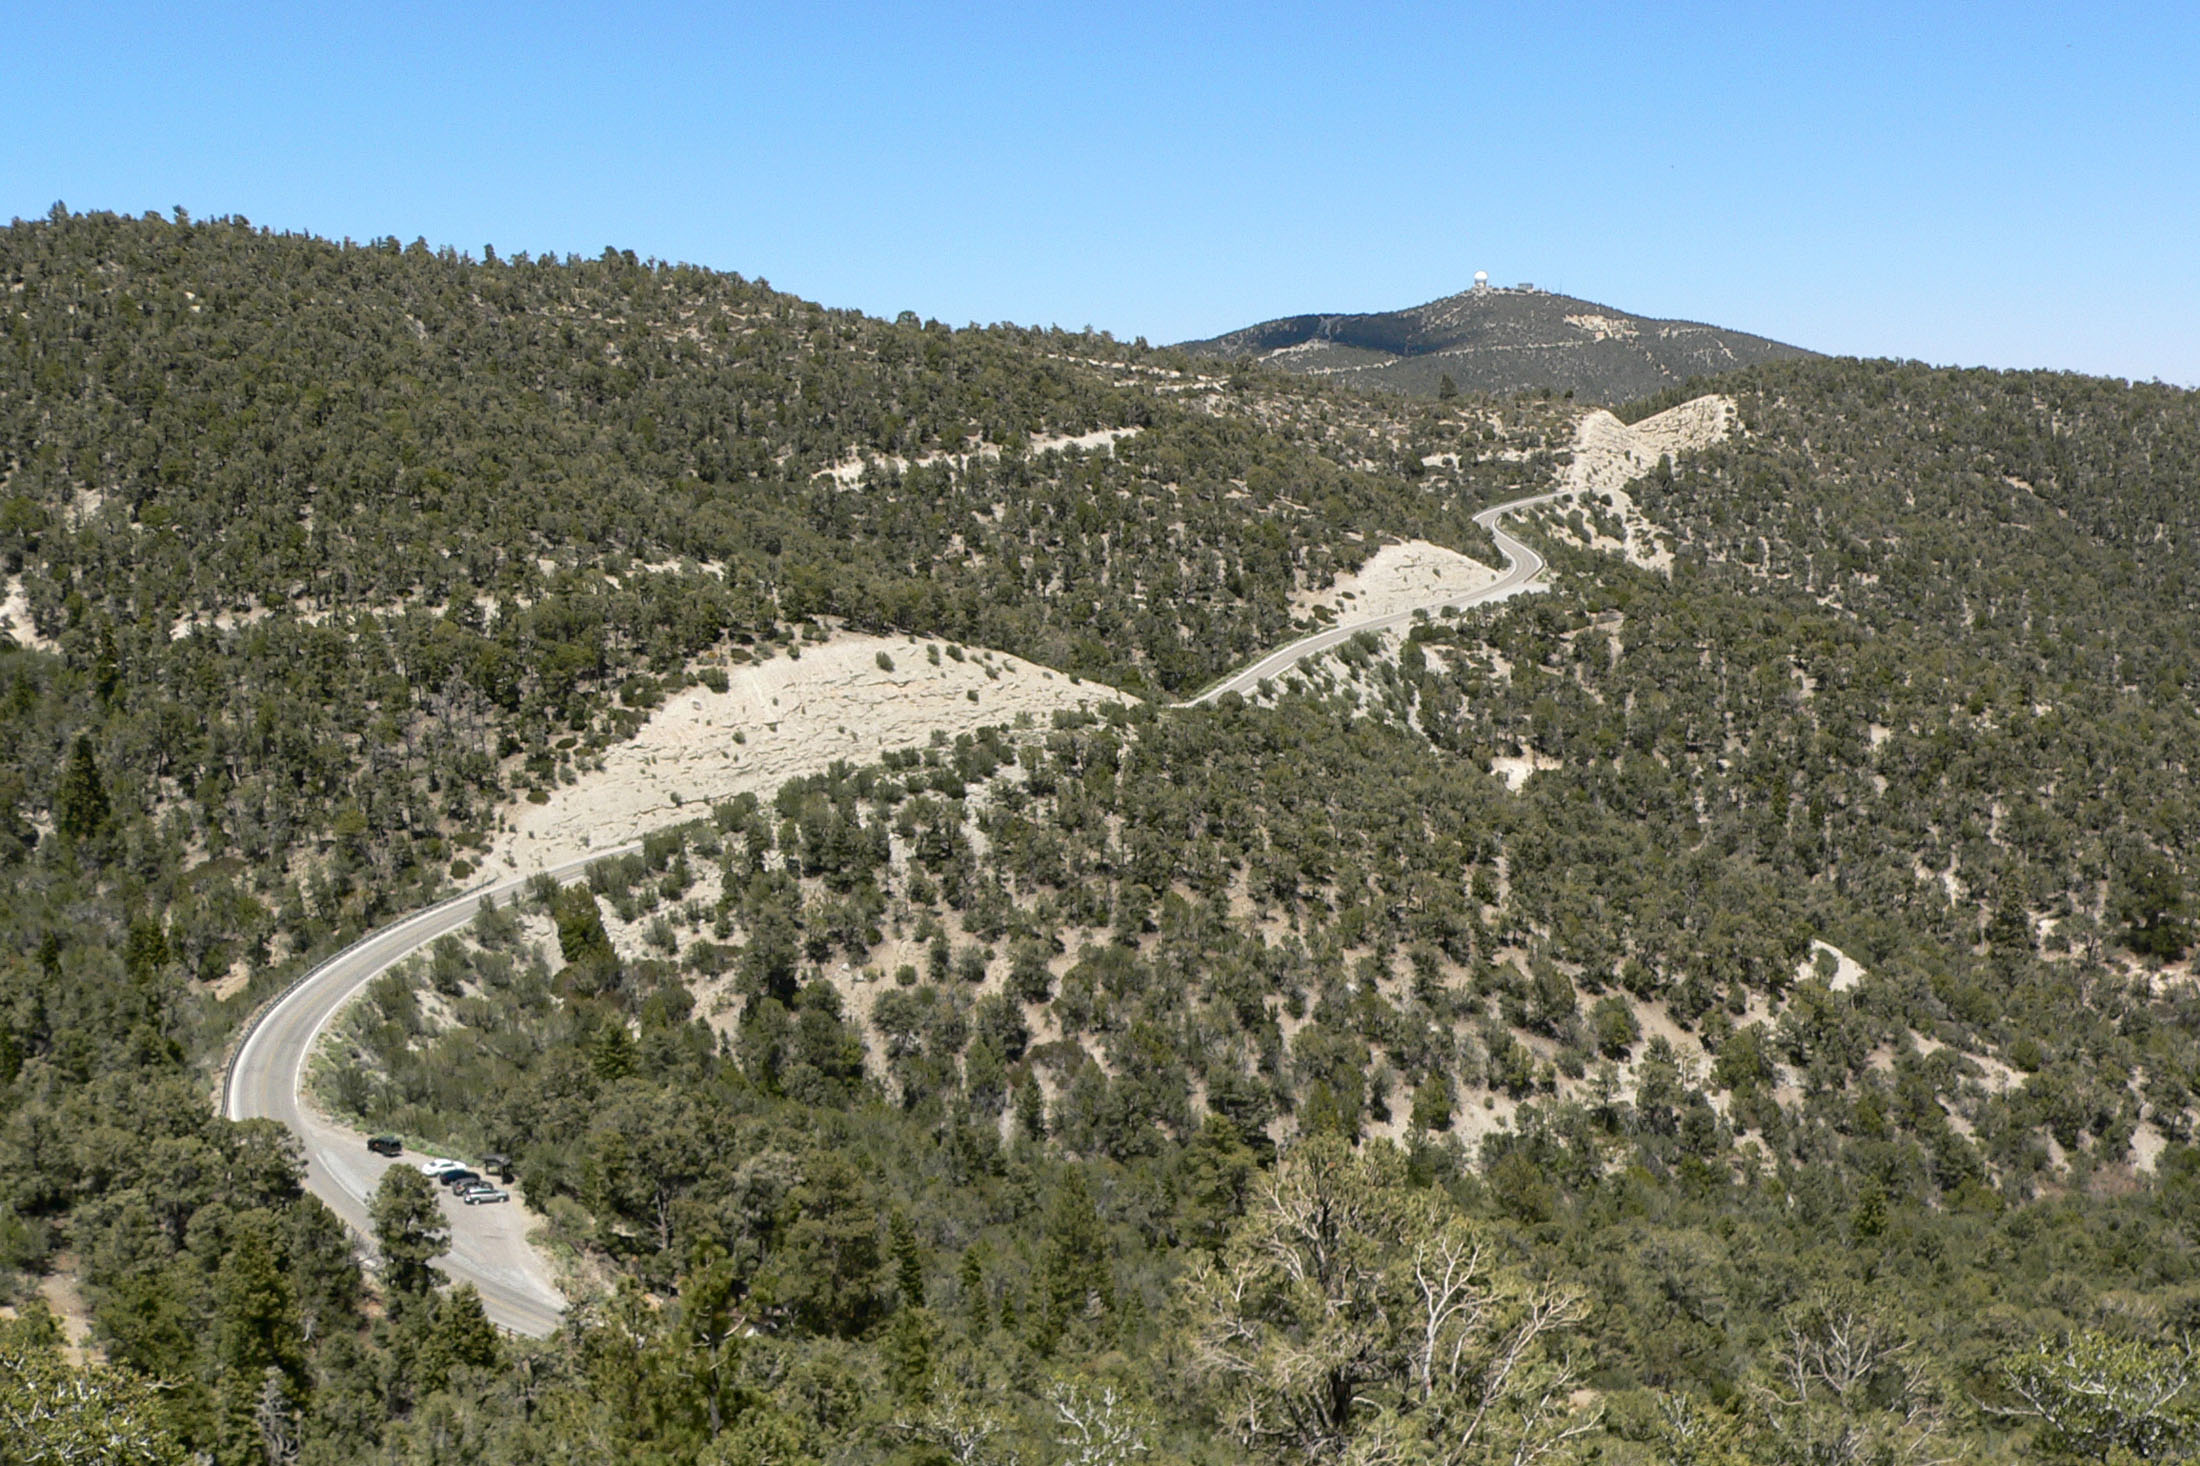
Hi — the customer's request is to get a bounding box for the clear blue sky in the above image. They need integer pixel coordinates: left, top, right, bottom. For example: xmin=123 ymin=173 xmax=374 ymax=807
xmin=8 ymin=2 xmax=2197 ymax=383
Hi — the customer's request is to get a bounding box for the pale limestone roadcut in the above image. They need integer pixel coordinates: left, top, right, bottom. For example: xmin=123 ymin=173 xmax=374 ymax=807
xmin=1184 ymin=487 xmax=1564 ymax=706
xmin=223 ymin=485 xmax=1571 ymax=1339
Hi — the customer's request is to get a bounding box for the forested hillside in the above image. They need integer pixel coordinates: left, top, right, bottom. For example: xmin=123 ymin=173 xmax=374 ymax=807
xmin=6 ymin=208 xmax=2200 ymax=1466
xmin=0 ymin=205 xmax=1547 ymax=991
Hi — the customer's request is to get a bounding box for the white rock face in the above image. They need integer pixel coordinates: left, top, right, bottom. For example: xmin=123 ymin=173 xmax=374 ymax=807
xmin=1797 ymin=939 xmax=1867 ymax=993
xmin=0 ymin=577 xmax=54 ymax=652
xmin=1291 ymin=541 xmax=1504 ymax=623
xmin=485 ymin=634 xmax=1119 ymax=875
xmin=1552 ymin=394 xmax=1737 ymax=569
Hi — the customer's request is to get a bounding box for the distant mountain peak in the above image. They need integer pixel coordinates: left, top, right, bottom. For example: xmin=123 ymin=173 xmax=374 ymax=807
xmin=1176 ymin=285 xmax=1814 ymax=403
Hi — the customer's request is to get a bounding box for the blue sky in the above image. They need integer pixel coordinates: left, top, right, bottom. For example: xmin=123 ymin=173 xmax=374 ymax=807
xmin=9 ymin=2 xmax=2197 ymax=383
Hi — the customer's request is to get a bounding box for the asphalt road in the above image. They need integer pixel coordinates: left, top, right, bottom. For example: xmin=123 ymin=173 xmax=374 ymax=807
xmin=1185 ymin=488 xmax=1563 ymax=706
xmin=222 ymin=485 xmax=1562 ymax=1338
xmin=224 ymin=850 xmax=631 ymax=1337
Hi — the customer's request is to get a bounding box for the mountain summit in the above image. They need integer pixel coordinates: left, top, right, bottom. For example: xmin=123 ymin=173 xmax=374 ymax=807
xmin=1177 ymin=281 xmax=1815 ymax=402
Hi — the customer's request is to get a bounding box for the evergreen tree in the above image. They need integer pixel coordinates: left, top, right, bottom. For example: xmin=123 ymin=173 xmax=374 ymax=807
xmin=1014 ymin=1070 xmax=1048 ymax=1141
xmin=2117 ymin=850 xmax=2192 ymax=960
xmin=54 ymin=733 xmax=109 ymax=843
xmin=751 ymin=1153 xmax=880 ymax=1337
xmin=1411 ymin=1069 xmax=1456 ymax=1132
xmin=673 ymin=1254 xmax=746 ymax=1439
xmin=958 ymin=1247 xmax=991 ymax=1337
xmin=371 ymin=1166 xmax=449 ymax=1302
xmin=213 ymin=1218 xmax=307 ymax=1466
xmin=556 ymin=886 xmax=622 ymax=990
xmin=1033 ymin=1170 xmax=1112 ymax=1354
xmin=883 ymin=1305 xmax=935 ymax=1404
xmin=417 ymin=1284 xmax=500 ymax=1394
xmin=590 ymin=1020 xmax=637 ymax=1082
xmin=214 ymin=1218 xmax=304 ymax=1381
xmin=889 ymin=1208 xmax=925 ymax=1308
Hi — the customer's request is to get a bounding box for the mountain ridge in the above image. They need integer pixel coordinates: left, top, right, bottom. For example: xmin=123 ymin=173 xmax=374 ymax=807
xmin=1178 ymin=281 xmax=1816 ymax=402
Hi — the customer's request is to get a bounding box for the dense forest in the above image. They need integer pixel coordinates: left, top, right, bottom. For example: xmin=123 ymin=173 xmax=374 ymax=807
xmin=5 ymin=209 xmax=2200 ymax=1464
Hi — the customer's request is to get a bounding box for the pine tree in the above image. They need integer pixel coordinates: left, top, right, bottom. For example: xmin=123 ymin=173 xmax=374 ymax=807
xmin=889 ymin=1208 xmax=925 ymax=1308
xmin=1033 ymin=1170 xmax=1112 ymax=1354
xmin=418 ymin=1284 xmax=500 ymax=1395
xmin=214 ymin=1220 xmax=306 ymax=1466
xmin=674 ymin=1255 xmax=744 ymax=1438
xmin=371 ymin=1166 xmax=449 ymax=1303
xmin=1014 ymin=1070 xmax=1048 ymax=1141
xmin=214 ymin=1220 xmax=303 ymax=1380
xmin=883 ymin=1304 xmax=934 ymax=1404
xmin=958 ymin=1247 xmax=990 ymax=1336
xmin=589 ymin=1021 xmax=637 ymax=1082
xmin=750 ymin=1153 xmax=880 ymax=1336
xmin=54 ymin=734 xmax=108 ymax=843
xmin=124 ymin=915 xmax=170 ymax=982
xmin=1411 ymin=1070 xmax=1456 ymax=1132
xmin=1987 ymin=882 xmax=2034 ymax=953
xmin=555 ymin=886 xmax=623 ymax=994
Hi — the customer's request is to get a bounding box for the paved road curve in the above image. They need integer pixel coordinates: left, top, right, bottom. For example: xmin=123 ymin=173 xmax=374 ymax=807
xmin=224 ymin=486 xmax=1566 ymax=1337
xmin=225 ymin=851 xmax=632 ymax=1336
xmin=1185 ymin=487 xmax=1565 ymax=706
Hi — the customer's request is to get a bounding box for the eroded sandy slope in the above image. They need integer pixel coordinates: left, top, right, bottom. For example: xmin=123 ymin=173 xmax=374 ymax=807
xmin=484 ymin=634 xmax=1121 ymax=874
xmin=1290 ymin=541 xmax=1504 ymax=623
xmin=1551 ymin=395 xmax=1736 ymax=568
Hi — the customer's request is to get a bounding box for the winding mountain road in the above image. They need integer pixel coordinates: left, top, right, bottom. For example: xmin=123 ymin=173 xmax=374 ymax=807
xmin=221 ymin=485 xmax=1575 ymax=1339
xmin=224 ymin=852 xmax=633 ymax=1336
xmin=1186 ymin=488 xmax=1564 ymax=705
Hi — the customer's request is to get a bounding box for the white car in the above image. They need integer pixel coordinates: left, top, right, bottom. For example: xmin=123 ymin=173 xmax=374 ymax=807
xmin=419 ymin=1158 xmax=467 ymax=1178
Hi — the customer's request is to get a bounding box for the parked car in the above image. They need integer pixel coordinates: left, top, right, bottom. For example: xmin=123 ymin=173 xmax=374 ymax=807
xmin=367 ymin=1135 xmax=402 ymax=1157
xmin=452 ymin=1179 xmax=495 ymax=1197
xmin=463 ymin=1188 xmax=510 ymax=1205
xmin=420 ymin=1158 xmax=466 ymax=1178
xmin=438 ymin=1169 xmax=481 ymax=1189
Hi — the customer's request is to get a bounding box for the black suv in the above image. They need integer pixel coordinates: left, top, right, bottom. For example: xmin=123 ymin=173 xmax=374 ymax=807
xmin=367 ymin=1135 xmax=402 ymax=1157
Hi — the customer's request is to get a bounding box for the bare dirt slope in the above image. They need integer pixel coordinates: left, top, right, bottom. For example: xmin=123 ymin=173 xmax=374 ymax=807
xmin=485 ymin=633 xmax=1120 ymax=875
xmin=1291 ymin=541 xmax=1505 ymax=623
xmin=1546 ymin=395 xmax=1737 ymax=569
xmin=0 ymin=577 xmax=54 ymax=652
